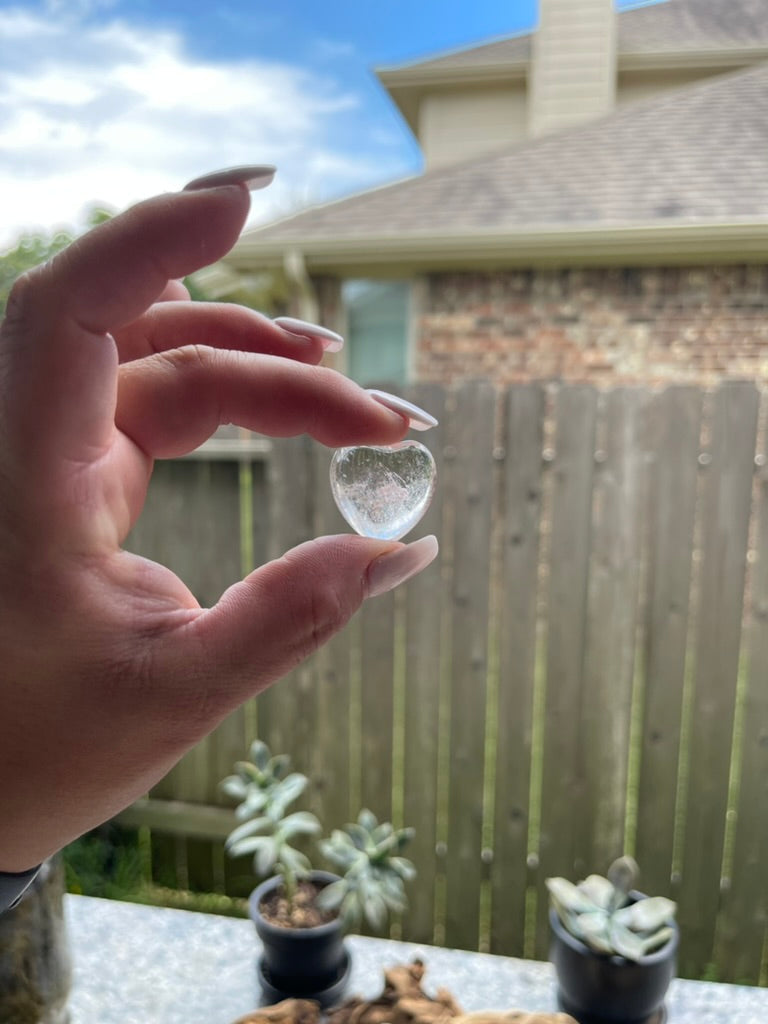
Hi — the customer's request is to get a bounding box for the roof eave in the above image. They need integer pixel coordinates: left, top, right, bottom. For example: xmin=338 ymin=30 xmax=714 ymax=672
xmin=619 ymin=46 xmax=768 ymax=72
xmin=375 ymin=46 xmax=768 ymax=88
xmin=227 ymin=222 xmax=768 ymax=276
xmin=376 ymin=61 xmax=529 ymax=89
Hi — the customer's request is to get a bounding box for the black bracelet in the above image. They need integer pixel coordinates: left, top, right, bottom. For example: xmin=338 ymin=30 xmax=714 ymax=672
xmin=0 ymin=865 xmax=41 ymax=913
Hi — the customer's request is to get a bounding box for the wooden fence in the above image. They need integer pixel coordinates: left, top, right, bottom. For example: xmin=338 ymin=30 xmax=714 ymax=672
xmin=120 ymin=380 xmax=768 ymax=985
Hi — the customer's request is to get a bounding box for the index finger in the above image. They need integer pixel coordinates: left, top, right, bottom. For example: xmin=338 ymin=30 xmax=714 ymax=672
xmin=41 ymin=183 xmax=258 ymax=335
xmin=0 ymin=166 xmax=273 ymax=469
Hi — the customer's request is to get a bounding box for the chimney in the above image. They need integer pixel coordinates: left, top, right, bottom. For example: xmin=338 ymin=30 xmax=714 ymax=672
xmin=529 ymin=0 xmax=617 ymax=138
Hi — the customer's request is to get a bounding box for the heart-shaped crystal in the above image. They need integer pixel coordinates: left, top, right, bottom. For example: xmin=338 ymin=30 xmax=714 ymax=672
xmin=330 ymin=441 xmax=437 ymax=541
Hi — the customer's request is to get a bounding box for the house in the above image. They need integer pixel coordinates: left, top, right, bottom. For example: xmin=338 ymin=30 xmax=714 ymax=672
xmin=221 ymin=0 xmax=768 ymax=387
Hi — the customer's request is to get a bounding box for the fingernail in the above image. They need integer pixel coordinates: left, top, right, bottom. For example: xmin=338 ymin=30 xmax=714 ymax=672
xmin=367 ymin=389 xmax=438 ymax=431
xmin=183 ymin=165 xmax=276 ymax=192
xmin=366 ymin=536 xmax=439 ymax=599
xmin=274 ymin=316 xmax=344 ymax=353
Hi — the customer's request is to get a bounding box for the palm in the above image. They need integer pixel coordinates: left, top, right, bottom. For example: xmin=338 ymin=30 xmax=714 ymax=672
xmin=104 ymin=430 xmax=203 ymax=613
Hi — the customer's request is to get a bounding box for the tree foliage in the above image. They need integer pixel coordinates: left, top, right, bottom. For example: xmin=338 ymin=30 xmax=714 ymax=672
xmin=1 ymin=205 xmax=293 ymax=320
xmin=0 ymin=208 xmax=114 ymax=318
xmin=0 ymin=229 xmax=72 ymax=318
xmin=187 ymin=266 xmax=294 ymax=315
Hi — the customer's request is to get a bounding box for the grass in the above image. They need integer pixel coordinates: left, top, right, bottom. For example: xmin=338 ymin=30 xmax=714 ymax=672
xmin=63 ymin=825 xmax=248 ymax=918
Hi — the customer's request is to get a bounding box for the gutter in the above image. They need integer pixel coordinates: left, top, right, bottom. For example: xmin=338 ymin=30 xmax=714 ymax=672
xmin=619 ymin=47 xmax=768 ymax=72
xmin=375 ymin=48 xmax=768 ymax=88
xmin=226 ymin=221 xmax=768 ymax=275
xmin=376 ymin=62 xmax=528 ymax=89
xmin=377 ymin=46 xmax=768 ymax=81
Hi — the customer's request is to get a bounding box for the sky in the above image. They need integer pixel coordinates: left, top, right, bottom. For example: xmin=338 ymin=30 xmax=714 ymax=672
xmin=0 ymin=0 xmax=661 ymax=249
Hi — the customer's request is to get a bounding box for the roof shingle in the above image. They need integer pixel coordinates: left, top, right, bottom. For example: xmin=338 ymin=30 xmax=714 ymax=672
xmin=380 ymin=0 xmax=768 ymax=76
xmin=242 ymin=61 xmax=768 ymax=248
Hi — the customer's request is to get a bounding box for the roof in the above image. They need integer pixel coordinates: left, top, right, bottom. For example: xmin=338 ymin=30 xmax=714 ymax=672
xmin=379 ymin=0 xmax=768 ymax=80
xmin=618 ymin=0 xmax=768 ymax=55
xmin=230 ymin=62 xmax=768 ymax=271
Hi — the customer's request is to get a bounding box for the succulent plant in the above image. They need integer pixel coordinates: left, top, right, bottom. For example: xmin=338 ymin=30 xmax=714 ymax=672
xmin=221 ymin=740 xmax=321 ymax=902
xmin=316 ymin=809 xmax=416 ymax=931
xmin=546 ymin=856 xmax=676 ymax=962
xmin=220 ymin=739 xmax=299 ymax=820
xmin=222 ymin=742 xmax=416 ymax=930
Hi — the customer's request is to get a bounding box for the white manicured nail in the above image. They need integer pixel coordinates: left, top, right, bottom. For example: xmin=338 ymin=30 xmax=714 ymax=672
xmin=366 ymin=536 xmax=439 ymax=599
xmin=273 ymin=317 xmax=344 ymax=352
xmin=367 ymin=389 xmax=438 ymax=431
xmin=183 ymin=165 xmax=276 ymax=191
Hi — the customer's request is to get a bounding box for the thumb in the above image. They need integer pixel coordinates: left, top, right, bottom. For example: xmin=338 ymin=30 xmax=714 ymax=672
xmin=175 ymin=534 xmax=438 ymax=715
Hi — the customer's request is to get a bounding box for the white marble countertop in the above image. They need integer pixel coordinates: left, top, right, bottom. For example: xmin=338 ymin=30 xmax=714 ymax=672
xmin=65 ymin=895 xmax=768 ymax=1024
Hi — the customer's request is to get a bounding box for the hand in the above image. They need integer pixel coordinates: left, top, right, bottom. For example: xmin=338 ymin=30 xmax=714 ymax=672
xmin=0 ymin=166 xmax=438 ymax=870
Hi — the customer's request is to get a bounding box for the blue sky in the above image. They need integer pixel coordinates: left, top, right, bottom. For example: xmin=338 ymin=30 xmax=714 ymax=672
xmin=0 ymin=0 xmax=658 ymax=247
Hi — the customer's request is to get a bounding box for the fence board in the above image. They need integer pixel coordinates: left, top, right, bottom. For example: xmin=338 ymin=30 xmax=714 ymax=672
xmin=206 ymin=457 xmax=270 ymax=806
xmin=535 ymin=385 xmax=598 ymax=958
xmin=401 ymin=382 xmax=449 ymax=944
xmin=207 ymin=711 xmax=248 ymax=807
xmin=678 ymin=383 xmax=759 ymax=979
xmin=578 ymin=389 xmax=647 ymax=873
xmin=127 ymin=458 xmax=243 ymax=889
xmin=166 ymin=461 xmax=239 ymax=891
xmin=256 ymin=436 xmax=316 ymax=778
xmin=444 ymin=380 xmax=496 ymax=950
xmin=718 ymin=405 xmax=768 ymax=984
xmin=359 ymin=580 xmax=396 ymax=823
xmin=135 ymin=460 xmax=240 ymax=806
xmin=353 ymin=383 xmax=396 ymax=831
xmin=241 ymin=456 xmax=270 ymax=747
xmin=311 ymin=443 xmax=355 ymax=829
xmin=635 ymin=387 xmax=702 ymax=895
xmin=489 ymin=383 xmax=545 ymax=956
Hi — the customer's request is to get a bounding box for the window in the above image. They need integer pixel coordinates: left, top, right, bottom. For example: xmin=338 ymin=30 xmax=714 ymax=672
xmin=342 ymin=280 xmax=410 ymax=387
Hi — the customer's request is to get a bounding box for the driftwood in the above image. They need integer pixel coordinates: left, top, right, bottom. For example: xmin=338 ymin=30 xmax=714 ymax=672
xmin=326 ymin=961 xmax=576 ymax=1024
xmin=232 ymin=961 xmax=576 ymax=1024
xmin=232 ymin=998 xmax=322 ymax=1024
xmin=327 ymin=961 xmax=461 ymax=1024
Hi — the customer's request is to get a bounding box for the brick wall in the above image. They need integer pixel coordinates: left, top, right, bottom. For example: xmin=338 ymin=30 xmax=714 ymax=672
xmin=417 ymin=266 xmax=768 ymax=386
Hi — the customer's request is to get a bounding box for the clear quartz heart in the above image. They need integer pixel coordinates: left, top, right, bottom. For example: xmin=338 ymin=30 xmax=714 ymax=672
xmin=330 ymin=441 xmax=437 ymax=541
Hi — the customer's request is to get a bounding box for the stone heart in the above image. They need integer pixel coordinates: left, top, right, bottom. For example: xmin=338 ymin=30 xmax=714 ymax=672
xmin=330 ymin=441 xmax=437 ymax=541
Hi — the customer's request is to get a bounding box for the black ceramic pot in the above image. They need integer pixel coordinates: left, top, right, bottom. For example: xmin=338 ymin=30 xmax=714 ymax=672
xmin=250 ymin=871 xmax=350 ymax=1007
xmin=549 ymin=893 xmax=678 ymax=1024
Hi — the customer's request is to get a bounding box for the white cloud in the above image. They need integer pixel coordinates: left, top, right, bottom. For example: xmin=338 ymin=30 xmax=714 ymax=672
xmin=2 ymin=9 xmax=59 ymax=38
xmin=312 ymin=38 xmax=358 ymax=61
xmin=0 ymin=6 xmax=395 ymax=249
xmin=44 ymin=0 xmax=118 ymax=12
